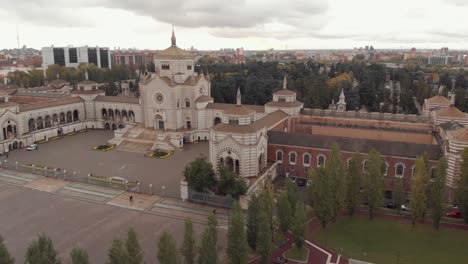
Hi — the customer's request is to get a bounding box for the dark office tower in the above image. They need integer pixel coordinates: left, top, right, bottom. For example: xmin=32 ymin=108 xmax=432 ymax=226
xmin=100 ymin=48 xmax=110 ymax=68
xmin=69 ymin=48 xmax=78 ymax=63
xmin=53 ymin=48 xmax=66 ymax=66
xmin=88 ymin=48 xmax=98 ymax=65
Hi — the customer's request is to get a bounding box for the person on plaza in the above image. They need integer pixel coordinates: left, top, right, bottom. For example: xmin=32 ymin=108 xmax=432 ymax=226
xmin=129 ymin=195 xmax=134 ymax=203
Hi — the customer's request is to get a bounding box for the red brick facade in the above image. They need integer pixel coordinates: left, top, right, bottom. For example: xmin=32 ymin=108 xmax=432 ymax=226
xmin=268 ymin=143 xmax=438 ymax=193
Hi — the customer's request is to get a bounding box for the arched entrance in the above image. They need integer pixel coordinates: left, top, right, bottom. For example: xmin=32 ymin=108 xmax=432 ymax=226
xmin=59 ymin=113 xmax=65 ymax=124
xmin=104 ymin=123 xmax=111 ymax=130
xmin=111 ymin=123 xmax=117 ymax=130
xmin=155 ymin=114 xmax=164 ymax=130
xmin=66 ymin=111 xmax=73 ymax=123
xmin=214 ymin=117 xmax=221 ymax=125
xmin=44 ymin=115 xmax=52 ymax=128
xmin=118 ymin=124 xmax=125 ymax=129
xmin=73 ymin=110 xmax=79 ymax=121
xmin=36 ymin=117 xmax=44 ymax=130
xmin=102 ymin=109 xmax=108 ymax=120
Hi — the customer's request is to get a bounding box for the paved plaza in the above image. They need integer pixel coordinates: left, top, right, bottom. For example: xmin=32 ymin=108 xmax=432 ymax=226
xmin=7 ymin=130 xmax=209 ymax=198
xmin=0 ymin=171 xmax=227 ymax=263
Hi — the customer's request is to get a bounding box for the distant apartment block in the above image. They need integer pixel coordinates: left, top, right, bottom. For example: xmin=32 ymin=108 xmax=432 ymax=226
xmin=111 ymin=50 xmax=157 ymax=67
xmin=42 ymin=46 xmax=112 ymax=69
xmin=428 ymin=55 xmax=453 ymax=65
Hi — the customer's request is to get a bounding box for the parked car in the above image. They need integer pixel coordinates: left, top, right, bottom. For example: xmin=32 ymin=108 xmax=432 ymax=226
xmin=384 ymin=199 xmax=396 ymax=209
xmin=26 ymin=144 xmax=38 ymax=151
xmin=446 ymin=209 xmax=461 ymax=218
xmin=401 ymin=204 xmax=410 ymax=211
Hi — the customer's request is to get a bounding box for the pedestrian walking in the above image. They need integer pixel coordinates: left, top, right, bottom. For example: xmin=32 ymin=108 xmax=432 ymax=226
xmin=129 ymin=195 xmax=134 ymax=203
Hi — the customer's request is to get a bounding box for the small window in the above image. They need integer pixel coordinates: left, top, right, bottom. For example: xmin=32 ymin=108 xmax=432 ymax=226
xmin=430 ymin=167 xmax=436 ymax=179
xmin=79 ymin=86 xmax=84 ymax=90
xmin=278 ymin=97 xmax=286 ymax=102
xmin=363 ymin=160 xmax=369 ymax=172
xmin=162 ymin=64 xmax=170 ymax=70
xmin=317 ymin=155 xmax=326 ymax=167
xmin=185 ymin=99 xmax=191 ymax=108
xmin=92 ymin=85 xmax=97 ymax=90
xmin=276 ymin=150 xmax=283 ymax=162
xmin=395 ymin=164 xmax=405 ymax=178
xmin=229 ymin=119 xmax=239 ymax=125
xmin=289 ymin=152 xmax=297 ymax=164
xmin=187 ymin=65 xmax=192 ymax=70
xmin=303 ymin=153 xmax=311 ymax=167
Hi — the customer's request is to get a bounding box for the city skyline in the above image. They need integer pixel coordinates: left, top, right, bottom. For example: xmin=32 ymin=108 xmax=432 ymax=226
xmin=0 ymin=0 xmax=467 ymax=50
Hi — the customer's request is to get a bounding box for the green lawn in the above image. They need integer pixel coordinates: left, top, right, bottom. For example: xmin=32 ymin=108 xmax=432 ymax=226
xmin=311 ymin=216 xmax=468 ymax=264
xmin=284 ymin=246 xmax=309 ymax=262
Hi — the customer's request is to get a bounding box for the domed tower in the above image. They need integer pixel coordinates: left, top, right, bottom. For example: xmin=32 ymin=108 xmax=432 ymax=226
xmin=265 ymin=74 xmax=303 ymax=115
xmin=209 ymin=88 xmax=270 ymax=178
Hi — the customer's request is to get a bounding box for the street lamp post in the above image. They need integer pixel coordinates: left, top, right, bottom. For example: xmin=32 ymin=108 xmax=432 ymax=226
xmin=162 ymin=185 xmax=166 ymax=200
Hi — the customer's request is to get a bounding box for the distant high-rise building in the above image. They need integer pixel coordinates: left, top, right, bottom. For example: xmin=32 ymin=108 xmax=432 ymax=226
xmin=428 ymin=55 xmax=453 ymax=65
xmin=41 ymin=46 xmax=111 ymax=69
xmin=440 ymin=47 xmax=449 ymax=55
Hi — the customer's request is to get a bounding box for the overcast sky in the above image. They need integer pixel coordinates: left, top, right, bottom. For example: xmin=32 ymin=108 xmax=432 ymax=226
xmin=0 ymin=0 xmax=467 ymax=50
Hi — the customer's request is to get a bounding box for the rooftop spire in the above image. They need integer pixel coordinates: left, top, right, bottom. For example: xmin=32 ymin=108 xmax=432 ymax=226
xmin=283 ymin=74 xmax=287 ymax=89
xmin=85 ymin=70 xmax=89 ymax=80
xmin=171 ymin=26 xmax=176 ymax=47
xmin=236 ymin=86 xmax=242 ymax=106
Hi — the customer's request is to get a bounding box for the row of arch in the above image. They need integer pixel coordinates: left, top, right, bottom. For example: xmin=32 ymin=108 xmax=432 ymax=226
xmin=102 ymin=108 xmax=135 ymax=123
xmin=29 ymin=110 xmax=79 ymax=132
xmin=2 ymin=120 xmax=18 ymax=140
xmin=276 ymin=150 xmax=433 ymax=178
xmin=104 ymin=122 xmax=125 ymax=130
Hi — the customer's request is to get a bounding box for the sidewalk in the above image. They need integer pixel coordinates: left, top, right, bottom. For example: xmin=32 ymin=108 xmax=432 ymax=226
xmin=0 ymin=167 xmax=228 ymax=225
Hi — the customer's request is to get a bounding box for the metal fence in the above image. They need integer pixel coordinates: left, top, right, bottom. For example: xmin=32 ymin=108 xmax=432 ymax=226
xmin=0 ymin=160 xmax=168 ymax=197
xmin=188 ymin=189 xmax=233 ymax=208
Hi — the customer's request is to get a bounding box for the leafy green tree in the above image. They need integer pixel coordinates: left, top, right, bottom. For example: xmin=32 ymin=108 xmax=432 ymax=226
xmin=25 ymin=234 xmax=61 ymax=264
xmin=346 ymin=152 xmax=362 ymax=217
xmin=70 ymin=247 xmax=89 ymax=264
xmin=430 ymin=157 xmax=447 ymax=230
xmin=181 ymin=218 xmax=196 ymax=264
xmin=308 ymin=167 xmax=334 ymax=228
xmin=183 ymin=156 xmax=216 ymax=192
xmin=126 ymin=228 xmax=144 ymax=264
xmin=256 ymin=204 xmax=272 ymax=264
xmin=157 ymin=232 xmax=180 ymax=264
xmin=198 ymin=214 xmax=217 ymax=264
xmin=410 ymin=158 xmax=429 ymax=227
xmin=107 ymin=239 xmax=128 ymax=264
xmin=277 ymin=192 xmax=292 ymax=232
xmin=394 ymin=177 xmax=405 ymax=215
xmin=258 ymin=185 xmax=275 ymax=240
xmin=291 ymin=201 xmax=307 ymax=249
xmin=327 ymin=144 xmax=346 ymax=219
xmin=0 ymin=235 xmax=14 ymax=264
xmin=218 ymin=167 xmax=247 ymax=198
xmin=364 ymin=149 xmax=385 ymax=220
xmin=456 ymin=148 xmax=468 ymax=223
xmin=286 ymin=178 xmax=299 ymax=212
xmin=246 ymin=194 xmax=259 ymax=250
xmin=227 ymin=201 xmax=248 ymax=264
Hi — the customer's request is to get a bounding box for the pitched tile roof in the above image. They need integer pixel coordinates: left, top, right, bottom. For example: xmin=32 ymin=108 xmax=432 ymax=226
xmin=95 ymin=95 xmax=140 ymax=104
xmin=265 ymin=101 xmax=303 ymax=108
xmin=205 ymin=103 xmax=265 ymax=113
xmin=268 ymin=130 xmax=442 ymax=160
xmin=274 ymin=89 xmax=296 ymax=96
xmin=436 ymin=106 xmax=466 ymax=118
xmin=156 ymin=46 xmax=195 ymax=60
xmin=450 ymin=127 xmax=468 ymax=142
xmin=426 ymin=95 xmax=451 ymax=105
xmin=195 ymin=95 xmax=213 ymax=103
xmin=213 ymin=110 xmax=288 ymax=134
xmin=19 ymin=97 xmax=83 ymax=111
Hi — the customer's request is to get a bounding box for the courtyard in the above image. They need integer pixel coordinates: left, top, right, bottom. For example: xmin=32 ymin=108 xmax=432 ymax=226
xmin=7 ymin=130 xmax=209 ymax=198
xmin=0 ymin=182 xmax=226 ymax=263
xmin=309 ymin=215 xmax=468 ymax=264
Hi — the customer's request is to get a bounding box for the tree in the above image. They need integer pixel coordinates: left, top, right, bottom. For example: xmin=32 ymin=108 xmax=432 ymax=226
xmin=256 ymin=204 xmax=272 ymax=264
xmin=218 ymin=167 xmax=247 ymax=198
xmin=70 ymin=247 xmax=89 ymax=264
xmin=157 ymin=232 xmax=180 ymax=264
xmin=394 ymin=176 xmax=405 ymax=215
xmin=291 ymin=201 xmax=307 ymax=249
xmin=246 ymin=194 xmax=259 ymax=250
xmin=25 ymin=234 xmax=61 ymax=264
xmin=308 ymin=167 xmax=334 ymax=228
xmin=277 ymin=192 xmax=292 ymax=232
xmin=181 ymin=218 xmax=196 ymax=264
xmin=364 ymin=149 xmax=385 ymax=220
xmin=430 ymin=157 xmax=447 ymax=230
xmin=0 ymin=235 xmax=14 ymax=264
xmin=126 ymin=228 xmax=144 ymax=264
xmin=456 ymin=148 xmax=468 ymax=223
xmin=227 ymin=201 xmax=248 ymax=264
xmin=183 ymin=156 xmax=216 ymax=192
xmin=107 ymin=239 xmax=128 ymax=264
xmin=327 ymin=144 xmax=346 ymax=220
xmin=346 ymin=152 xmax=362 ymax=217
xmin=286 ymin=178 xmax=299 ymax=212
xmin=198 ymin=214 xmax=217 ymax=264
xmin=410 ymin=158 xmax=429 ymax=227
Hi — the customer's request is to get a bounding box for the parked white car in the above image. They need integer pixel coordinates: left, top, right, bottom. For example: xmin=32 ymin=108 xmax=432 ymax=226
xmin=26 ymin=144 xmax=38 ymax=151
